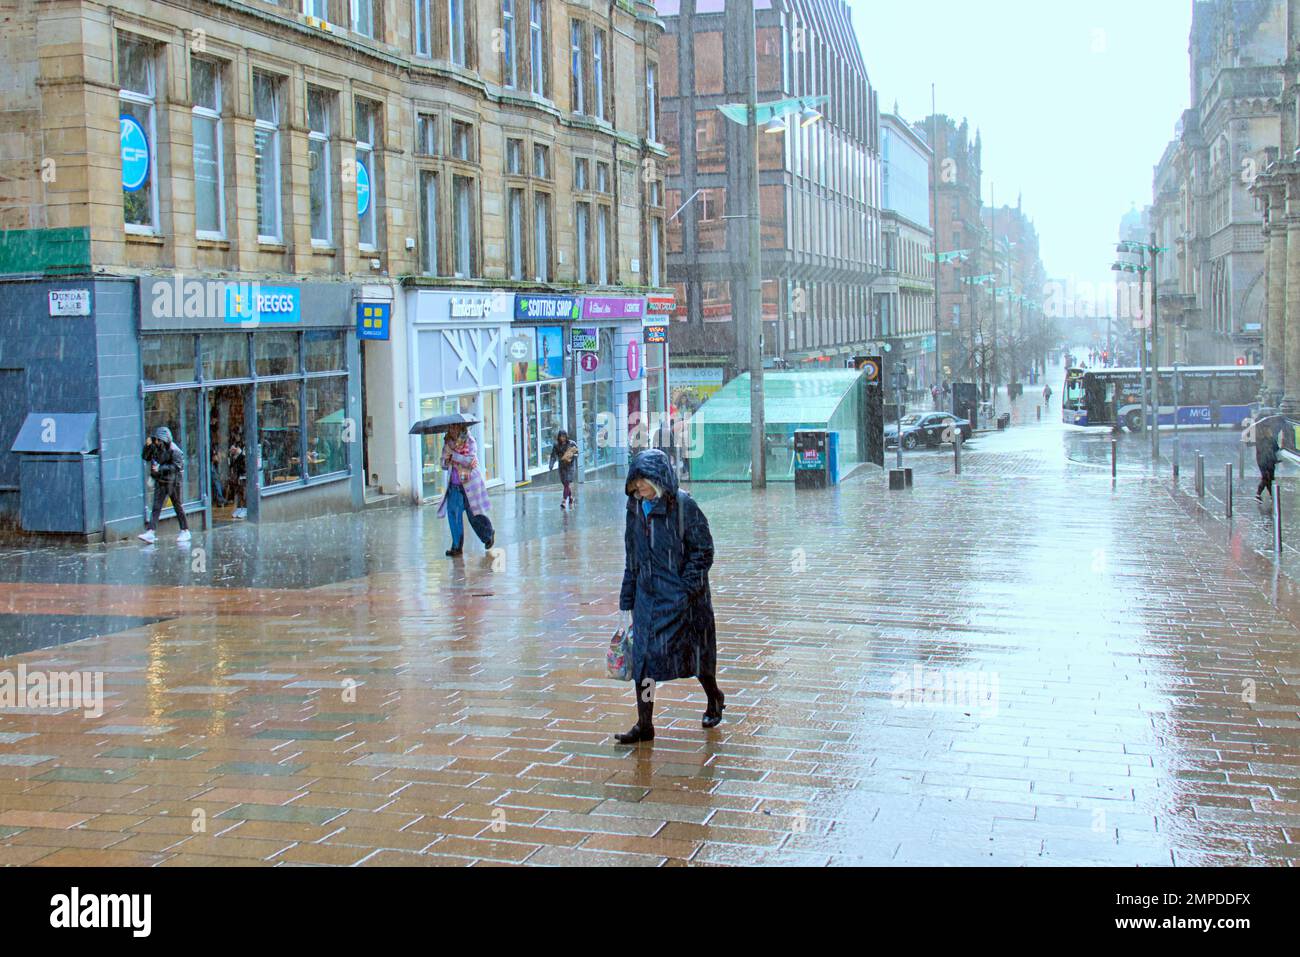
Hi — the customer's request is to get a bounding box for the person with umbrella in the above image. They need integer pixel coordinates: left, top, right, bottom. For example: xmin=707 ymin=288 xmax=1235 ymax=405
xmin=436 ymin=419 xmax=495 ymax=556
xmin=1256 ymin=416 xmax=1281 ymax=503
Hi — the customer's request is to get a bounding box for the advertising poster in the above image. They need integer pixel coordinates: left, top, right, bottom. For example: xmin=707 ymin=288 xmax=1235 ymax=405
xmin=537 ymin=326 xmax=563 ymax=380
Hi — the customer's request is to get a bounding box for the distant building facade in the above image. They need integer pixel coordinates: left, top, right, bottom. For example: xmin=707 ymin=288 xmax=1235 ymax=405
xmin=657 ymin=0 xmax=881 ymax=409
xmin=875 ymin=112 xmax=936 ymax=393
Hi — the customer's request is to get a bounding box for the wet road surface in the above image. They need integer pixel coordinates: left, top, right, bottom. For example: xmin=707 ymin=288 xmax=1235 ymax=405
xmin=0 ymin=374 xmax=1297 ymax=866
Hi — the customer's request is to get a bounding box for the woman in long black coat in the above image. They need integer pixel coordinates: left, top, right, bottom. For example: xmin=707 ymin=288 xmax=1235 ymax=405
xmin=615 ymin=449 xmax=724 ymax=743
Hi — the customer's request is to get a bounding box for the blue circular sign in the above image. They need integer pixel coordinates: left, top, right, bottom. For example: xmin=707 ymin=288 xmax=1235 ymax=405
xmin=120 ymin=114 xmax=150 ymax=192
xmin=356 ymin=160 xmax=371 ymax=217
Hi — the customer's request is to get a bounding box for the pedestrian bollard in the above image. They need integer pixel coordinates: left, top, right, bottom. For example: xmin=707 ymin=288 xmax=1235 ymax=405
xmin=1196 ymin=453 xmax=1205 ymax=498
xmin=1273 ymin=482 xmax=1284 ymax=554
xmin=1036 ymin=405 xmax=1041 ymax=422
xmin=1238 ymin=442 xmax=1245 ymax=485
xmin=1111 ymin=438 xmax=1117 ymax=480
xmin=954 ymin=431 xmax=962 ymax=475
xmin=1225 ymin=463 xmax=1233 ymax=519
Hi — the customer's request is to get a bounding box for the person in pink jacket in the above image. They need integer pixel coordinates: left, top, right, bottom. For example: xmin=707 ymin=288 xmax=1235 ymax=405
xmin=437 ymin=424 xmax=495 ymax=556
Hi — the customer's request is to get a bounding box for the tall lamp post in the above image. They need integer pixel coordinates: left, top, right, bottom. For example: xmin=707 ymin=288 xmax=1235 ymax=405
xmin=717 ymin=63 xmax=827 ymax=489
xmin=1116 ymin=239 xmax=1166 ymax=459
xmin=1112 ymin=255 xmax=1150 ymax=440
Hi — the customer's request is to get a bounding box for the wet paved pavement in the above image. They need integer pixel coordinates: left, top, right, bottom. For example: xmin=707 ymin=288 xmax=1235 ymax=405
xmin=0 ymin=373 xmax=1298 ymax=866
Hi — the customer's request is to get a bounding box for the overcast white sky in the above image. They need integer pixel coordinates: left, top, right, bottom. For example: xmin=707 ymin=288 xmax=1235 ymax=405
xmin=851 ymin=0 xmax=1194 ymax=293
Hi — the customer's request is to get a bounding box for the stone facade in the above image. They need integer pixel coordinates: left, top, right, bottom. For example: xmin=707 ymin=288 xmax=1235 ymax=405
xmin=1152 ymin=0 xmax=1283 ymax=368
xmin=0 ymin=0 xmax=668 ymax=289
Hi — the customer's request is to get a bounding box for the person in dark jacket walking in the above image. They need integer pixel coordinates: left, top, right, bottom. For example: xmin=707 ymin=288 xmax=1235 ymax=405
xmin=1256 ymin=418 xmax=1280 ymax=502
xmin=139 ymin=426 xmax=190 ymax=544
xmin=229 ymin=440 xmax=248 ymax=519
xmin=548 ymin=431 xmax=579 ymax=509
xmin=615 ymin=449 xmax=724 ymax=743
xmin=1209 ymin=393 xmax=1223 ymax=430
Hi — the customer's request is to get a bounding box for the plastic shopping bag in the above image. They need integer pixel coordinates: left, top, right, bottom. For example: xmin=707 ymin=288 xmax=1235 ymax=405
xmin=606 ymin=626 xmax=633 ymax=681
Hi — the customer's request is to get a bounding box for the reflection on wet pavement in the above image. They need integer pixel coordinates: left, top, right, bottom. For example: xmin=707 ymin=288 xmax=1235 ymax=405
xmin=0 ymin=375 xmax=1297 ymax=866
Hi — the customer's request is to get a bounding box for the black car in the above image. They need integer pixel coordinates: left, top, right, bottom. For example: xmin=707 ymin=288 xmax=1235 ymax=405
xmin=885 ymin=412 xmax=973 ymax=450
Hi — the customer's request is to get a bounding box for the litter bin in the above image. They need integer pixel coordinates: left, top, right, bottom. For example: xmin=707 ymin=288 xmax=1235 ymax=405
xmin=997 ymin=412 xmax=1011 ymax=430
xmin=10 ymin=413 xmax=101 ymax=533
xmin=793 ymin=430 xmax=829 ymax=489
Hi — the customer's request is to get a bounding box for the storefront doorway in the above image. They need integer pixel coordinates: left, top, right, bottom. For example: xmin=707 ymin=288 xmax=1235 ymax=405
xmin=206 ymin=384 xmax=248 ymax=525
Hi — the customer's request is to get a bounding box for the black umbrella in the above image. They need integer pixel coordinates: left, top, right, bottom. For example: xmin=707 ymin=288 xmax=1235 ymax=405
xmin=408 ymin=412 xmax=480 ymax=435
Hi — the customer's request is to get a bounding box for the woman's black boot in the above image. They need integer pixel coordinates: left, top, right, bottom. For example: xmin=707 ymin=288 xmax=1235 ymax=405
xmin=700 ymin=675 xmax=726 ymax=728
xmin=615 ymin=685 xmax=655 ymax=744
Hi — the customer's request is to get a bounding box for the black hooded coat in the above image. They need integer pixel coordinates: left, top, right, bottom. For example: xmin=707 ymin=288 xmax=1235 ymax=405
xmin=619 ymin=450 xmax=716 ymax=683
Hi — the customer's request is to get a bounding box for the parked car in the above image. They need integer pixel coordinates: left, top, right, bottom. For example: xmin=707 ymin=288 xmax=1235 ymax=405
xmin=885 ymin=412 xmax=973 ymax=450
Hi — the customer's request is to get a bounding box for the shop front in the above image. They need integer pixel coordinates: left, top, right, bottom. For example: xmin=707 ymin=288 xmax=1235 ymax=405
xmin=573 ymin=296 xmax=647 ymax=475
xmin=406 ymin=289 xmax=513 ymax=503
xmin=510 ymin=294 xmax=579 ymax=486
xmin=138 ymin=277 xmax=363 ymax=527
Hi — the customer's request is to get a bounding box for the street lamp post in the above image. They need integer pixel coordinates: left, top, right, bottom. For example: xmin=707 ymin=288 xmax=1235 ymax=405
xmin=1172 ymin=361 xmax=1182 ymax=482
xmin=717 ymin=15 xmax=827 ymax=490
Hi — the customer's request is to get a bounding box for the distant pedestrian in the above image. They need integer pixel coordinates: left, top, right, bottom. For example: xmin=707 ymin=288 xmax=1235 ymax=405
xmin=139 ymin=426 xmax=190 ymax=544
xmin=615 ymin=449 xmax=724 ymax=743
xmin=548 ymin=430 xmax=579 ymax=509
xmin=1209 ymin=394 xmax=1222 ymax=430
xmin=438 ymin=424 xmax=495 ymax=556
xmin=1256 ymin=419 xmax=1280 ymax=502
xmin=1042 ymin=384 xmax=1053 ymax=405
xmin=931 ymin=385 xmax=941 ymax=410
xmin=229 ymin=440 xmax=247 ymax=519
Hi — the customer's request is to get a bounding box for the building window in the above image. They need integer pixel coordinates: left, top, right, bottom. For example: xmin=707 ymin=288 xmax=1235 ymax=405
xmin=534 ymin=192 xmax=551 ymax=282
xmin=533 ymin=143 xmax=549 ymax=179
xmin=592 ymin=28 xmax=606 ymax=121
xmin=452 ymin=120 xmax=474 ymax=161
xmin=570 ymin=21 xmax=584 ymax=114
xmin=506 ymin=137 xmax=523 ymax=174
xmin=419 ymin=170 xmax=439 ymax=275
xmin=253 ymin=72 xmax=282 ymax=242
xmin=191 ymin=58 xmax=224 ymax=239
xmin=119 ymin=35 xmax=158 ymax=233
xmin=449 ymin=0 xmax=468 ymax=67
xmin=351 ymin=0 xmax=375 ymax=37
xmin=508 ymin=187 xmax=526 ymax=280
xmin=303 ymin=0 xmax=329 ymax=19
xmin=648 ymin=217 xmax=662 ymax=286
xmin=596 ymin=205 xmax=610 ymax=284
xmin=502 ymin=0 xmax=517 ymax=88
xmin=529 ymin=0 xmax=546 ymax=96
xmin=416 ymin=112 xmax=439 ymax=156
xmin=355 ymin=98 xmax=379 ymax=249
xmin=576 ymin=202 xmax=590 ymax=283
xmin=415 ymin=0 xmax=432 ymax=56
xmin=453 ymin=174 xmax=477 ymax=277
xmin=575 ymin=158 xmax=588 ymax=191
xmin=646 ymin=62 xmax=658 ymax=141
xmin=596 ymin=162 xmax=610 ymax=193
xmin=308 ymin=88 xmax=333 ymax=244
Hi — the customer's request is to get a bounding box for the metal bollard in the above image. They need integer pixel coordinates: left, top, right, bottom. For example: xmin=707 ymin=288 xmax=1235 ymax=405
xmin=1225 ymin=463 xmax=1233 ymax=519
xmin=1111 ymin=438 xmax=1117 ymax=480
xmin=1036 ymin=405 xmax=1041 ymax=422
xmin=1196 ymin=453 xmax=1205 ymax=498
xmin=1238 ymin=442 xmax=1245 ymax=485
xmin=1273 ymin=479 xmax=1284 ymax=554
xmin=954 ymin=432 xmax=962 ymax=475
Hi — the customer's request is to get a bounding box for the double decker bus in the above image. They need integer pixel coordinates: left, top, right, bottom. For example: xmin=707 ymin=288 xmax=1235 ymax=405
xmin=1062 ymin=365 xmax=1261 ymax=430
